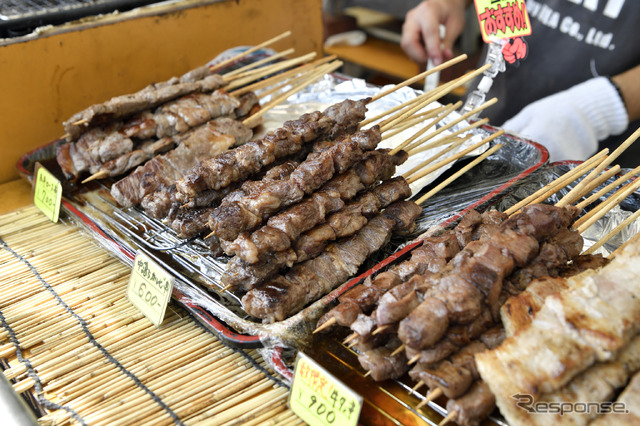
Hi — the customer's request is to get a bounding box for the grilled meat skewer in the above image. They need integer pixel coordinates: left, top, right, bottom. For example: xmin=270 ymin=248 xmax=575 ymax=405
xmin=222 ymin=175 xmax=411 ymax=291
xmin=175 ymin=98 xmax=369 ymax=199
xmin=242 ymin=200 xmax=422 ymax=322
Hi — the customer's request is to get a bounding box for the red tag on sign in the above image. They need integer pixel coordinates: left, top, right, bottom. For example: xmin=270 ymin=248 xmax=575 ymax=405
xmin=474 ymin=0 xmax=532 ymax=43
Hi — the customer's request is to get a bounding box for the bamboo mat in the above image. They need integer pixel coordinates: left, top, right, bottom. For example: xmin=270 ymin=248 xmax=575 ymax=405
xmin=0 ymin=205 xmax=303 ymax=426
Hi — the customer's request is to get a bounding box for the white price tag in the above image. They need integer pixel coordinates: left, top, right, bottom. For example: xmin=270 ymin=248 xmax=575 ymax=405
xmin=127 ymin=251 xmax=174 ymax=327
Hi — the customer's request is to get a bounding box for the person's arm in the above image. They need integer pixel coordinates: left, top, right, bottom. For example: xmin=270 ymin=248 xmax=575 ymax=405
xmin=612 ymin=64 xmax=640 ymax=122
xmin=501 ymin=73 xmax=632 ymax=162
xmin=401 ymin=0 xmax=471 ymax=66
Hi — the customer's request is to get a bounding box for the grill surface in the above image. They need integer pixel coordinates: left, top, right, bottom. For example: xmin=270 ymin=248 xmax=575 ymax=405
xmin=0 ymin=0 xmax=161 ymax=37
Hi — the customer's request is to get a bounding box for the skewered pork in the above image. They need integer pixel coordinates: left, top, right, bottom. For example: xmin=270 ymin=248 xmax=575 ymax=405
xmin=242 ymin=200 xmax=422 ymax=322
xmin=222 ymin=175 xmax=411 ymax=291
xmin=207 ymin=125 xmax=382 ymax=242
xmin=63 ymin=73 xmax=226 ymax=140
xmin=175 ymin=98 xmax=369 ymax=199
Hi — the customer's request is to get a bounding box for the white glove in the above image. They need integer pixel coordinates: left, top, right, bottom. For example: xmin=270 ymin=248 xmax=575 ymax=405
xmin=501 ymin=77 xmax=629 ymax=162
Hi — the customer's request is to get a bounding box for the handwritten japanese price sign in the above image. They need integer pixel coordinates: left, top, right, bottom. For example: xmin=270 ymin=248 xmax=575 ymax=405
xmin=474 ymin=0 xmax=531 ymax=43
xmin=289 ymin=352 xmax=362 ymax=426
xmin=127 ymin=251 xmax=174 ymax=327
xmin=33 ymin=163 xmax=62 ymax=223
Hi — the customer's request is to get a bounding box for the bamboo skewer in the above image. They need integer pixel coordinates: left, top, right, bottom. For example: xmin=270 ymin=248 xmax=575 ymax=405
xmin=403 ymin=98 xmax=498 ymax=154
xmin=312 ymin=317 xmax=337 ymax=334
xmin=440 ymin=410 xmax=457 ymax=425
xmin=609 ymin=231 xmax=640 ymax=259
xmin=504 ymin=150 xmax=609 ymax=216
xmin=366 ymin=63 xmax=491 ymax=134
xmin=408 ymin=117 xmax=490 ymax=155
xmin=406 ymin=130 xmax=504 ymax=185
xmin=416 ymin=387 xmax=443 ymax=410
xmin=225 ymin=52 xmax=318 ymax=91
xmin=387 ymin=103 xmax=461 ymax=155
xmin=575 ymin=177 xmax=640 ymax=233
xmin=575 ymin=165 xmax=640 ymax=210
xmin=230 ymin=54 xmax=337 ymax=96
xmin=381 ymin=107 xmax=445 ymax=139
xmin=369 ymin=54 xmax=468 ymax=103
xmin=242 ymin=60 xmax=342 ymax=129
xmin=416 ymin=143 xmax=503 ymax=206
xmin=208 ymin=30 xmax=292 ymax=72
xmin=558 ymin=126 xmax=640 ymax=207
xmin=584 ymin=208 xmax=640 ymax=255
xmin=222 ymin=48 xmax=295 ymax=79
xmin=390 ymin=344 xmax=406 ymax=356
xmin=360 ymin=94 xmax=444 ymax=129
xmin=571 ymin=165 xmax=621 ymax=207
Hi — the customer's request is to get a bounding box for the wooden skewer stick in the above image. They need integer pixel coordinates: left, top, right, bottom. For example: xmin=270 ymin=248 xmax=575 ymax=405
xmin=575 ymin=177 xmax=640 ymax=233
xmin=609 ymin=230 xmax=640 ymax=259
xmin=363 ymin=370 xmax=372 ymax=378
xmin=343 ymin=332 xmax=358 ymax=345
xmin=380 ymin=96 xmax=456 ymax=135
xmin=584 ymin=208 xmax=640 ymax=255
xmin=402 ymin=135 xmax=472 ymax=179
xmin=411 ymin=380 xmax=425 ymax=394
xmin=255 ymin=58 xmax=333 ymax=100
xmin=371 ymin=63 xmax=491 ymax=134
xmin=408 ymin=118 xmax=490 ymax=155
xmin=208 ymin=30 xmax=292 ymax=72
xmin=390 ymin=344 xmax=406 ymax=357
xmin=439 ymin=410 xmax=457 ymax=426
xmin=416 ymin=388 xmax=444 ymax=410
xmin=81 ymin=170 xmax=109 ymax=184
xmin=230 ymin=54 xmax=337 ymax=96
xmin=241 ymin=60 xmax=342 ymax=129
xmin=504 ymin=149 xmax=609 ymax=216
xmin=379 ymin=79 xmax=465 ymax=133
xmin=408 ymin=354 xmax=421 ymax=365
xmin=361 ymin=93 xmax=443 ymax=128
xmin=571 ymin=165 xmax=621 ymax=208
xmin=416 ymin=143 xmax=503 ymax=206
xmin=312 ymin=317 xmax=337 ymax=334
xmin=558 ymin=126 xmax=640 ymax=207
xmin=575 ymin=165 xmax=640 ymax=210
xmin=404 ymin=97 xmax=498 ymax=154
xmin=382 ymin=107 xmax=444 ymax=139
xmin=225 ymin=52 xmax=318 ymax=91
xmin=72 ymin=118 xmax=88 ymax=126
xmin=387 ymin=103 xmax=461 ymax=155
xmin=369 ymin=54 xmax=468 ymax=103
xmin=407 ymin=129 xmax=504 ymax=185
xmin=371 ymin=324 xmax=392 ymax=336
xmin=223 ymin=48 xmax=295 ymax=79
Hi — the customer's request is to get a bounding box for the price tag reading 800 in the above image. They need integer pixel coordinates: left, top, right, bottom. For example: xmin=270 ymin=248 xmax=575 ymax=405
xmin=127 ymin=251 xmax=174 ymax=327
xmin=289 ymin=352 xmax=362 ymax=426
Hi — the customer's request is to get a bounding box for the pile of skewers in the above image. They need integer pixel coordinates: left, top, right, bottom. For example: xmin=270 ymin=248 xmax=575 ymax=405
xmin=51 ymin=29 xmax=640 ymax=426
xmin=56 ymin=34 xmax=509 ymax=327
xmin=313 ymin=129 xmax=640 ymax=426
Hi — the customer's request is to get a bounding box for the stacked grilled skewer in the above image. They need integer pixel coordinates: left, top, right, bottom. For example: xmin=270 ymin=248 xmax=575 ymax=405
xmin=312 ymin=128 xmax=640 ymax=426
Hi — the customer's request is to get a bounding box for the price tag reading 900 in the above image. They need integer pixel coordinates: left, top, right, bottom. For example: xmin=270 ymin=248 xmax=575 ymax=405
xmin=127 ymin=251 xmax=174 ymax=327
xmin=289 ymin=352 xmax=362 ymax=426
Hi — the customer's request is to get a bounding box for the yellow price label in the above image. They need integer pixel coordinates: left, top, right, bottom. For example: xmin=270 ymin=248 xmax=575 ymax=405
xmin=474 ymin=0 xmax=531 ymax=43
xmin=289 ymin=352 xmax=362 ymax=426
xmin=127 ymin=251 xmax=174 ymax=327
xmin=33 ymin=163 xmax=62 ymax=223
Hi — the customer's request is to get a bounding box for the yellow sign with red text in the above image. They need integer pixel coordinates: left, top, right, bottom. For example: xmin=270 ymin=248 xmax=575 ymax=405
xmin=474 ymin=0 xmax=532 ymax=43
